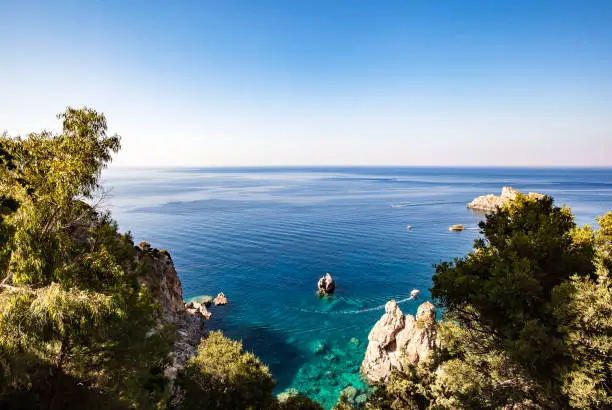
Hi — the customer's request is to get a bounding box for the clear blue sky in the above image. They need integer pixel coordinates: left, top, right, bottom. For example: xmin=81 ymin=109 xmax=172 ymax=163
xmin=1 ymin=0 xmax=611 ymax=166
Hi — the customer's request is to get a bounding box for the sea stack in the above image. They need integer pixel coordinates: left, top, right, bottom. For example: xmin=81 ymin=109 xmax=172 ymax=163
xmin=317 ymin=273 xmax=336 ymax=295
xmin=467 ymin=186 xmax=544 ymax=212
xmin=361 ymin=301 xmax=437 ymax=383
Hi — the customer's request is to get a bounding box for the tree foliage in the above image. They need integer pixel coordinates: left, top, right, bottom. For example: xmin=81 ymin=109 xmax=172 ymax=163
xmin=0 ymin=108 xmax=173 ymax=409
xmin=551 ymin=212 xmax=612 ymax=409
xmin=177 ymin=330 xmax=277 ymax=409
xmin=0 ymin=141 xmax=19 ymax=266
xmin=432 ymin=196 xmax=597 ymax=398
xmin=369 ymin=196 xmax=611 ymax=409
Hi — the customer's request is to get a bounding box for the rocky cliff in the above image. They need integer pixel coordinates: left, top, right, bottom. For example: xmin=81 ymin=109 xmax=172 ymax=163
xmin=136 ymin=243 xmax=206 ymax=382
xmin=361 ymin=300 xmax=437 ymax=383
xmin=467 ymin=186 xmax=544 ymax=212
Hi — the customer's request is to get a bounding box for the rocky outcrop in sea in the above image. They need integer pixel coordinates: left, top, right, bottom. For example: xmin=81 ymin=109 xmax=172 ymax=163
xmin=361 ymin=300 xmax=437 ymax=383
xmin=467 ymin=186 xmax=544 ymax=212
xmin=213 ymin=292 xmax=228 ymax=305
xmin=185 ymin=300 xmax=212 ymax=319
xmin=318 ymin=273 xmax=336 ymax=295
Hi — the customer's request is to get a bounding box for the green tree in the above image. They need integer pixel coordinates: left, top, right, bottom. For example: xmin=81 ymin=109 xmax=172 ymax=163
xmin=551 ymin=212 xmax=612 ymax=409
xmin=177 ymin=330 xmax=277 ymax=409
xmin=431 ymin=195 xmax=595 ymax=403
xmin=369 ymin=196 xmax=610 ymax=409
xmin=0 ymin=108 xmax=172 ymax=409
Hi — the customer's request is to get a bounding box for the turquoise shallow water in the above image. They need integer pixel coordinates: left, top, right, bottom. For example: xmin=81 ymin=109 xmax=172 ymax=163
xmin=102 ymin=167 xmax=612 ymax=408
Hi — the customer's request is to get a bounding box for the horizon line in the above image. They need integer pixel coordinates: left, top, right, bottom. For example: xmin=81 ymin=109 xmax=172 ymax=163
xmin=107 ymin=164 xmax=612 ymax=169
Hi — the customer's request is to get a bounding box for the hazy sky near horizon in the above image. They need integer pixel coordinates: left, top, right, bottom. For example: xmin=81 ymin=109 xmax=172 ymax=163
xmin=1 ymin=1 xmax=612 ymax=167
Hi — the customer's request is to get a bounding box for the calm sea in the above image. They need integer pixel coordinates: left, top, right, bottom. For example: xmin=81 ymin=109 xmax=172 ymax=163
xmin=102 ymin=167 xmax=612 ymax=408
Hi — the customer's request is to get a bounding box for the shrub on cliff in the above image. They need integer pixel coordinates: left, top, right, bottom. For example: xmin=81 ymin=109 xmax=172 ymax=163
xmin=177 ymin=330 xmax=277 ymax=409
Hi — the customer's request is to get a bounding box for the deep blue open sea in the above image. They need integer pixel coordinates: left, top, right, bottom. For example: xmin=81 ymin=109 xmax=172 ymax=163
xmin=102 ymin=167 xmax=612 ymax=408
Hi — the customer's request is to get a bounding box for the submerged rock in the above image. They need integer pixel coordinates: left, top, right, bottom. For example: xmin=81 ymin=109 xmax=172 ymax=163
xmin=340 ymin=386 xmax=358 ymax=403
xmin=361 ymin=301 xmax=437 ymax=384
xmin=213 ymin=292 xmax=228 ymax=305
xmin=303 ymin=364 xmax=322 ymax=380
xmin=311 ymin=340 xmax=327 ymax=354
xmin=355 ymin=393 xmax=367 ymax=405
xmin=317 ymin=273 xmax=336 ymax=295
xmin=200 ymin=295 xmax=213 ymax=306
xmin=277 ymin=388 xmax=299 ymax=403
xmin=323 ymin=353 xmax=338 ymax=363
xmin=467 ymin=186 xmax=544 ymax=212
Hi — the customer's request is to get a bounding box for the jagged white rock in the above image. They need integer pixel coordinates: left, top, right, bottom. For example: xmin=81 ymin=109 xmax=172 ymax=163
xmin=367 ymin=300 xmax=405 ymax=348
xmin=361 ymin=301 xmax=437 ymax=383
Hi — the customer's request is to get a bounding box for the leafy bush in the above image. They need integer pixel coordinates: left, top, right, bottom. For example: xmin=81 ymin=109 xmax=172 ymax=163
xmin=177 ymin=331 xmax=277 ymax=409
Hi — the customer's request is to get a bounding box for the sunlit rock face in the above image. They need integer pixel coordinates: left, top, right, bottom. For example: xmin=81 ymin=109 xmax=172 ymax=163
xmin=361 ymin=300 xmax=437 ymax=383
xmin=136 ymin=244 xmax=205 ymax=385
xmin=317 ymin=272 xmax=336 ymax=295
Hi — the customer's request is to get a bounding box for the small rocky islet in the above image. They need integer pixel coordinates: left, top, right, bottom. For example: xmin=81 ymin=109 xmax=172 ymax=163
xmin=446 ymin=187 xmax=545 ymax=231
xmin=467 ymin=186 xmax=544 ymax=212
xmin=317 ymin=272 xmax=336 ymax=296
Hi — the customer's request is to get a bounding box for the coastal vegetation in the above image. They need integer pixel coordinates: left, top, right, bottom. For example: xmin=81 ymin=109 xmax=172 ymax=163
xmin=1 ymin=108 xmax=610 ymax=409
xmin=368 ymin=196 xmax=612 ymax=409
xmin=0 ymin=108 xmax=175 ymax=409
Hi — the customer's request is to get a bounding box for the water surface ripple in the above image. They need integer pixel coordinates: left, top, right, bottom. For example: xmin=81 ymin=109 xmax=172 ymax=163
xmin=103 ymin=167 xmax=612 ymax=408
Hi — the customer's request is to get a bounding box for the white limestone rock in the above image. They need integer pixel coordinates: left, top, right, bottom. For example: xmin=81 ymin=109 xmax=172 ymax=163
xmin=361 ymin=301 xmax=437 ymax=384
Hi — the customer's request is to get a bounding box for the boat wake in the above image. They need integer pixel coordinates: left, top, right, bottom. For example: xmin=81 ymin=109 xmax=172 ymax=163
xmin=298 ymin=293 xmax=419 ymax=315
